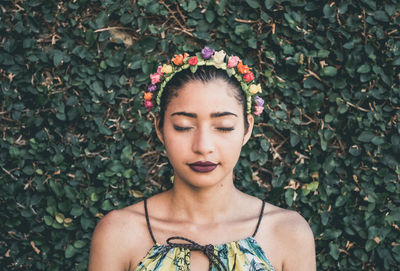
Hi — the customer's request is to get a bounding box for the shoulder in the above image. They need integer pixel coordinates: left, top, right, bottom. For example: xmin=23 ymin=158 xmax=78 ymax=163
xmin=261 ymin=204 xmax=316 ymax=271
xmin=267 ymin=205 xmax=312 ymax=234
xmin=272 ymin=207 xmax=314 ymax=246
xmin=89 ymin=200 xmax=152 ymax=271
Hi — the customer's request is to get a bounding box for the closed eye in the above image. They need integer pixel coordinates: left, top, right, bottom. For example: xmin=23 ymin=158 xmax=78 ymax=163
xmin=173 ymin=125 xmax=191 ymax=131
xmin=217 ymin=127 xmax=234 ymax=132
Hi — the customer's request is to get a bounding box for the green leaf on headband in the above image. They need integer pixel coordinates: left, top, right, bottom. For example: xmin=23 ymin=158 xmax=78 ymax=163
xmin=190 ymin=65 xmax=198 ymax=73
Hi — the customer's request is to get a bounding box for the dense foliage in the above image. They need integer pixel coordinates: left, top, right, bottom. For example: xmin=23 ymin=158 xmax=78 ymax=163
xmin=1 ymin=0 xmax=399 ymax=270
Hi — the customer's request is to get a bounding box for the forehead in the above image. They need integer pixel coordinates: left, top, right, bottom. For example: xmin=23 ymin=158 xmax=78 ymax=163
xmin=165 ymin=79 xmax=242 ymax=115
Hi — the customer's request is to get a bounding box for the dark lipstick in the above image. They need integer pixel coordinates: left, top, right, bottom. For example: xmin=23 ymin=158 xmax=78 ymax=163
xmin=188 ymin=161 xmax=218 ymax=173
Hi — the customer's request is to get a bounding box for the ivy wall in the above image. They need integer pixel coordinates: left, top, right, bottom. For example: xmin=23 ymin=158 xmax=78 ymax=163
xmin=0 ymin=0 xmax=399 ymax=270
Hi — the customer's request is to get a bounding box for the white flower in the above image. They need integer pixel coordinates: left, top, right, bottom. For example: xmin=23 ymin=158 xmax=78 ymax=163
xmin=212 ymin=50 xmax=226 ymax=68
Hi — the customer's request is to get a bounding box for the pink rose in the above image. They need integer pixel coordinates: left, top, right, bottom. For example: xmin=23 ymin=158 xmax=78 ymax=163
xmin=144 ymin=100 xmax=153 ymax=111
xmin=227 ymin=56 xmax=240 ymax=68
xmin=156 ymin=65 xmax=163 ymax=75
xmin=150 ymin=73 xmax=161 ymax=84
xmin=254 ymin=105 xmax=264 ymax=116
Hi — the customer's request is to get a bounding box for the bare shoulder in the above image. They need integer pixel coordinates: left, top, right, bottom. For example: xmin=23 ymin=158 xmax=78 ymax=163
xmin=268 ymin=204 xmax=313 ymax=240
xmin=89 ymin=200 xmax=152 ymax=271
xmin=261 ymin=203 xmax=316 ymax=271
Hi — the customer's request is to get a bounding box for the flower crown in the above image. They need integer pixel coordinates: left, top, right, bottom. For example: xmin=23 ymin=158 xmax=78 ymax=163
xmin=144 ymin=47 xmax=265 ymax=116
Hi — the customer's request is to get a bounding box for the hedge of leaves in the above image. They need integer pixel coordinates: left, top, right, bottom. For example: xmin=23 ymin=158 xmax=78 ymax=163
xmin=1 ymin=0 xmax=399 ymax=270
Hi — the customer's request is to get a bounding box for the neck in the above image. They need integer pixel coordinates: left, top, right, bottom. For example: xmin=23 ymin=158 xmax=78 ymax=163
xmin=165 ymin=176 xmax=241 ymax=224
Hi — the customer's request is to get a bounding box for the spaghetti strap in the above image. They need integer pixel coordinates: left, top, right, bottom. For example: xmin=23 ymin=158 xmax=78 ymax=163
xmin=252 ymin=200 xmax=266 ymax=237
xmin=144 ymin=198 xmax=157 ymax=244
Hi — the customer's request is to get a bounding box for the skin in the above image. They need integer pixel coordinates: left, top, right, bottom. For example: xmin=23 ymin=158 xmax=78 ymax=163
xmin=89 ymin=79 xmax=316 ymax=271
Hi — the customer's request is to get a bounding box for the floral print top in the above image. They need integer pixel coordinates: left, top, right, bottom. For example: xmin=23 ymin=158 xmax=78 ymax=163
xmin=133 ymin=236 xmax=275 ymax=271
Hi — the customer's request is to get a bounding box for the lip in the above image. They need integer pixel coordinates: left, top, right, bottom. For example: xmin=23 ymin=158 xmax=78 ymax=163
xmin=188 ymin=161 xmax=218 ymax=173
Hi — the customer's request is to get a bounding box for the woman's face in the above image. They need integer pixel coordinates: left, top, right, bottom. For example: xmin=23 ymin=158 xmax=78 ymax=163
xmin=156 ymin=79 xmax=254 ymax=188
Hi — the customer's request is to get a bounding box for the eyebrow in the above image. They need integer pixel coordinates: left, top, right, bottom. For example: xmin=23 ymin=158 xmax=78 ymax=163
xmin=170 ymin=111 xmax=238 ymax=118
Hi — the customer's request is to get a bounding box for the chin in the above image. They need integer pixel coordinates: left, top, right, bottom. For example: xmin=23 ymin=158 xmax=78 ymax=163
xmin=174 ymin=171 xmax=232 ymax=189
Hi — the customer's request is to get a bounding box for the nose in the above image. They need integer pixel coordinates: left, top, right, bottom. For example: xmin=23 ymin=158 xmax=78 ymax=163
xmin=192 ymin=126 xmax=215 ymax=155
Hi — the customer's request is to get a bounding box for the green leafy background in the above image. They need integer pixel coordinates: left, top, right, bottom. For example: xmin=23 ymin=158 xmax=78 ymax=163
xmin=1 ymin=0 xmax=399 ymax=270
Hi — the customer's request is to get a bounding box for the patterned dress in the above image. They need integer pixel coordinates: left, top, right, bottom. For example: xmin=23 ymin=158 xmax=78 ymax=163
xmin=133 ymin=236 xmax=275 ymax=271
xmin=135 ymin=199 xmax=275 ymax=271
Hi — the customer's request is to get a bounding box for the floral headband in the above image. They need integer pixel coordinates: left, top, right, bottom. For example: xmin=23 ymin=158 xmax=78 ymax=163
xmin=144 ymin=47 xmax=265 ymax=116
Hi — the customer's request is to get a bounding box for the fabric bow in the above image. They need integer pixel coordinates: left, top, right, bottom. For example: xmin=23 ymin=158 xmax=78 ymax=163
xmin=167 ymin=236 xmax=228 ymax=271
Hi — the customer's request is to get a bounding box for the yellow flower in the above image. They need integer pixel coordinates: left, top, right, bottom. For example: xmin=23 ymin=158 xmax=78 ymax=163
xmin=161 ymin=64 xmax=173 ymax=74
xmin=212 ymin=50 xmax=226 ymax=68
xmin=249 ymin=84 xmax=262 ymax=95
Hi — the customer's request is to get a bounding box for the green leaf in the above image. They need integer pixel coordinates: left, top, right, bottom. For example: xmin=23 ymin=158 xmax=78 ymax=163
xmin=91 ymin=81 xmax=104 ymax=97
xmin=323 ymin=229 xmax=342 ymax=240
xmin=95 ymin=11 xmax=108 ymax=28
xmin=44 ymin=215 xmax=54 ymax=226
xmin=261 ymin=12 xmax=270 ymax=23
xmin=358 ymin=131 xmax=375 ymax=142
xmin=307 ymin=181 xmax=319 ymax=192
xmin=246 ymin=0 xmax=260 ymax=8
xmin=109 ymin=160 xmax=124 ymax=173
xmin=335 ymin=195 xmax=347 ymax=207
xmin=80 ymin=216 xmax=93 ymax=231
xmin=323 ymin=4 xmax=335 ymax=18
xmin=329 ymin=242 xmax=340 ymax=260
xmin=205 ymin=10 xmax=215 ymax=23
xmin=90 ymin=192 xmax=100 ymax=202
xmin=248 ymin=37 xmax=257 ymax=49
xmin=120 ymin=144 xmax=132 ymax=164
xmin=371 ymin=136 xmax=385 ymax=146
xmin=322 ymin=66 xmax=337 ymax=77
xmin=290 ymin=133 xmax=300 ymax=147
xmin=365 ymin=239 xmax=378 ymax=252
xmin=285 ymin=189 xmax=294 ymax=207
xmin=70 ymin=206 xmax=83 ymax=216
xmin=392 ymin=57 xmax=400 ymax=66
xmin=73 ymin=240 xmax=87 ymax=249
xmin=52 ymin=153 xmax=64 ymax=165
xmin=234 ymin=24 xmax=253 ymax=38
xmin=53 ymin=50 xmax=63 ymax=66
xmin=357 ymin=64 xmax=371 ymax=73
xmin=324 ymin=114 xmax=334 ymax=123
xmin=65 ymin=244 xmax=76 ymax=259
xmin=349 ymin=146 xmax=361 ymax=156
xmin=101 ymin=200 xmax=114 ymax=211
xmin=264 ymin=0 xmax=275 ymax=9
xmin=374 ymin=10 xmax=389 ymax=22
xmin=260 ymin=139 xmax=270 ymax=152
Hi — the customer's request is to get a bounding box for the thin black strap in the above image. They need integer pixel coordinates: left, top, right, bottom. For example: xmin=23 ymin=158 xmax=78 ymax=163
xmin=144 ymin=198 xmax=157 ymax=244
xmin=252 ymin=200 xmax=266 ymax=237
xmin=167 ymin=236 xmax=228 ymax=271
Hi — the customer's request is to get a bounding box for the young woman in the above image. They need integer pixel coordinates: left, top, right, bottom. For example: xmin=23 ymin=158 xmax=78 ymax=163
xmin=89 ymin=47 xmax=316 ymax=271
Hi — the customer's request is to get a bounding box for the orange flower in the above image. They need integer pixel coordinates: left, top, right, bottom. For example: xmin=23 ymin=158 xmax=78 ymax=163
xmin=237 ymin=61 xmax=251 ymax=74
xmin=144 ymin=92 xmax=153 ymax=101
xmin=172 ymin=54 xmax=184 ymax=65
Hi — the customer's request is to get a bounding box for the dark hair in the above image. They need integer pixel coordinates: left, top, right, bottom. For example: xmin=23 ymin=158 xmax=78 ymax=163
xmin=158 ymin=66 xmax=249 ymax=131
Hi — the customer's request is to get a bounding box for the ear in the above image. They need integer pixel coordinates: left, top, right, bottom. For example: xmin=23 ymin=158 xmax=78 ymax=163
xmin=242 ymin=114 xmax=254 ymax=146
xmin=154 ymin=116 xmax=165 ymax=145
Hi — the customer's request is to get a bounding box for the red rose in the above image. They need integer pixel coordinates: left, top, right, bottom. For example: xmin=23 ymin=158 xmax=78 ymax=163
xmin=243 ymin=71 xmax=255 ymax=82
xmin=188 ymin=56 xmax=198 ymax=66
